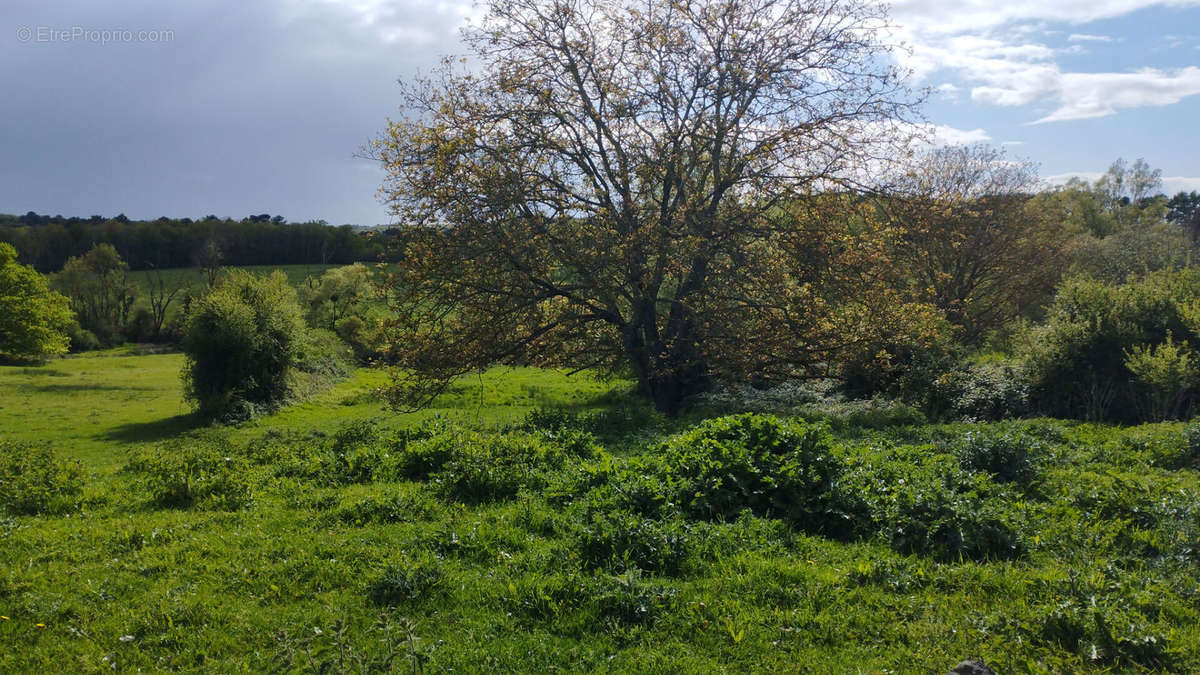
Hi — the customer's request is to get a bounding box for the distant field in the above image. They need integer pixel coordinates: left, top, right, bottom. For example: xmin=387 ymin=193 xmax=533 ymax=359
xmin=0 ymin=350 xmax=622 ymax=470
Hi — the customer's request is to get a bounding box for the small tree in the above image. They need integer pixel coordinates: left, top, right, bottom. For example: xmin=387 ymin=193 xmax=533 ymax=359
xmin=196 ymin=236 xmax=224 ymax=288
xmin=0 ymin=242 xmax=74 ymax=363
xmin=146 ymin=267 xmax=188 ymax=339
xmin=53 ymin=243 xmax=137 ymax=344
xmin=181 ymin=270 xmax=305 ymax=418
xmin=299 ymin=263 xmax=373 ymax=330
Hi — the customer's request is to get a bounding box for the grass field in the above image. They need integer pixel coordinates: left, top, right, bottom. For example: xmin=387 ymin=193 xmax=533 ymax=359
xmin=0 ymin=350 xmax=618 ymax=471
xmin=3 ymin=352 xmax=1200 ymax=672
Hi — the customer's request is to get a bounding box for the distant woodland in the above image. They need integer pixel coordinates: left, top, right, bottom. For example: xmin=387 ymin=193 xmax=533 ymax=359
xmin=0 ymin=212 xmax=388 ymax=271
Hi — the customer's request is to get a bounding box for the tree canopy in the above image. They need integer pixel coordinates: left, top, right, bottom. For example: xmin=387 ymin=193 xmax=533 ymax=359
xmin=374 ymin=0 xmax=930 ymax=414
xmin=53 ymin=243 xmax=137 ymax=345
xmin=890 ymin=144 xmax=1068 ymax=343
xmin=0 ymin=242 xmax=73 ymax=363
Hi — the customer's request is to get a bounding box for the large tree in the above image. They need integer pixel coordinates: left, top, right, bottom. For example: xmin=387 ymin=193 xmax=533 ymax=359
xmin=0 ymin=243 xmax=73 ymax=363
xmin=889 ymin=144 xmax=1069 ymax=343
xmin=373 ymin=0 xmax=928 ymax=414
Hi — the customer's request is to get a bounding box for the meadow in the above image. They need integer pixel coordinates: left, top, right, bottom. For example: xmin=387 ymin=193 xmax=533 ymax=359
xmin=2 ymin=348 xmax=1199 ymax=672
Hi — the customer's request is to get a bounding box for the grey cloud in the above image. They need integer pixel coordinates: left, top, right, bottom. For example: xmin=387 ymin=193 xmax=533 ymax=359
xmin=1 ymin=0 xmax=466 ymax=224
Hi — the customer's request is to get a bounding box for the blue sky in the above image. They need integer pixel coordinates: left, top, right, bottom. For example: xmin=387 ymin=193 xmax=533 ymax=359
xmin=2 ymin=0 xmax=1199 ymax=225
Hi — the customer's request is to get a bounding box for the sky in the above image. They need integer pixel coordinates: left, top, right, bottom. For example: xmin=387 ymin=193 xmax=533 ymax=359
xmin=2 ymin=0 xmax=1199 ymax=226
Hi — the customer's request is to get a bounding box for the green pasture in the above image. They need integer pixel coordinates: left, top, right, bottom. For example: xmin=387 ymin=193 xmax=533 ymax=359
xmin=2 ymin=350 xmax=1199 ymax=672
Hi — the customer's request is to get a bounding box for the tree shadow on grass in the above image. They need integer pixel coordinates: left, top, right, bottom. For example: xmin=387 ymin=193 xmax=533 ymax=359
xmin=101 ymin=412 xmax=205 ymax=444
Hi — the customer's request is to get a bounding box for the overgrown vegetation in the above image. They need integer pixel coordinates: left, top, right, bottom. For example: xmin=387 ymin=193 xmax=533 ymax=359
xmin=2 ymin=371 xmax=1199 ymax=670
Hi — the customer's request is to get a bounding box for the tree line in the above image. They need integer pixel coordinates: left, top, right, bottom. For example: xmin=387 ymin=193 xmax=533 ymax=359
xmin=0 ymin=212 xmax=389 ymax=272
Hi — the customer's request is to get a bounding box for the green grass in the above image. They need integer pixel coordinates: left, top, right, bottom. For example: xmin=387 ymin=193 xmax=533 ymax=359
xmin=2 ymin=351 xmax=1199 ymax=671
xmin=0 ymin=350 xmax=623 ymax=470
xmin=0 ymin=348 xmax=191 ymax=469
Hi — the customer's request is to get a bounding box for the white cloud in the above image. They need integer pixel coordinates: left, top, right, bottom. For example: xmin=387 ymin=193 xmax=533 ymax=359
xmin=927 ymin=124 xmax=992 ymax=145
xmin=1164 ymin=176 xmax=1200 ymax=192
xmin=889 ymin=0 xmax=1200 ymax=37
xmin=1044 ymin=171 xmax=1103 ymax=185
xmin=1033 ymin=67 xmax=1200 ymax=122
xmin=888 ymin=1 xmax=1200 ymax=124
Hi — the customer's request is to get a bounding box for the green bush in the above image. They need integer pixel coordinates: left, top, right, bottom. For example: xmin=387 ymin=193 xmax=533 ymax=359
xmin=0 ymin=440 xmax=84 ymax=515
xmin=949 ymin=427 xmax=1043 ymax=485
xmin=434 ymin=431 xmax=565 ymax=503
xmin=65 ymin=323 xmax=101 ymax=352
xmin=925 ymin=360 xmax=1031 ymax=421
xmin=125 ymin=436 xmax=252 ymax=510
xmin=576 ymin=510 xmax=694 ymax=575
xmin=181 ymin=270 xmax=305 ymax=419
xmin=1181 ymin=421 xmax=1200 ymax=470
xmin=293 ymin=328 xmax=353 ymax=380
xmin=1024 ymin=269 xmax=1200 ymax=422
xmin=842 ymin=445 xmax=1024 ymax=561
xmin=121 ymin=307 xmax=158 ymax=343
xmin=1124 ymin=336 xmax=1197 ymax=422
xmin=0 ymin=242 xmax=73 ymax=362
xmin=572 ymin=461 xmax=674 ymax=518
xmin=658 ymin=414 xmax=857 ymax=535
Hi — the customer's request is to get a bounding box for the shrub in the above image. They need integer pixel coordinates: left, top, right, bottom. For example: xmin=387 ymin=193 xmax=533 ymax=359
xmin=842 ymin=445 xmax=1024 ymax=561
xmin=924 ymin=360 xmax=1031 ymax=421
xmin=576 ymin=510 xmax=694 ymax=575
xmin=1124 ymin=336 xmax=1197 ymax=421
xmin=393 ymin=428 xmax=461 ymax=480
xmin=949 ymin=427 xmax=1042 ymax=485
xmin=1181 ymin=421 xmax=1200 ymax=470
xmin=181 ymin=270 xmax=305 ymax=419
xmin=1025 ymin=269 xmax=1200 ymax=422
xmin=122 ymin=307 xmax=158 ymax=343
xmin=66 ymin=324 xmax=101 ymax=353
xmin=293 ymin=328 xmax=353 ymax=380
xmin=573 ymin=461 xmax=674 ymax=518
xmin=434 ymin=431 xmax=565 ymax=503
xmin=0 ymin=440 xmax=84 ymax=515
xmin=658 ymin=414 xmax=857 ymax=535
xmin=125 ymin=436 xmax=252 ymax=510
